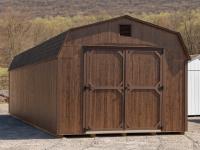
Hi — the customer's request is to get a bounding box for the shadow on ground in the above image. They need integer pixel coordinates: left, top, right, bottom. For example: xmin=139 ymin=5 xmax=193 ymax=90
xmin=0 ymin=115 xmax=54 ymax=140
xmin=188 ymin=118 xmax=200 ymax=124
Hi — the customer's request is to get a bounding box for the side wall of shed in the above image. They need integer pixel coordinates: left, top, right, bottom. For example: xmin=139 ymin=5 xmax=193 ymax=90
xmin=58 ymin=18 xmax=187 ymax=134
xmin=9 ymin=59 xmax=58 ymax=134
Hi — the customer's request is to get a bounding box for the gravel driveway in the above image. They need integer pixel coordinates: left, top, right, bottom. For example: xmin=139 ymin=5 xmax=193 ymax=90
xmin=0 ymin=103 xmax=200 ymax=150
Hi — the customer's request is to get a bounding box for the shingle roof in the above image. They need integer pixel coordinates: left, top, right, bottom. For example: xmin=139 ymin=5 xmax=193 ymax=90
xmin=9 ymin=31 xmax=67 ymax=70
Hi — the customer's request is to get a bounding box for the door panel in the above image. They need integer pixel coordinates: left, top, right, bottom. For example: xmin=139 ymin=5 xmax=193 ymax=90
xmin=85 ymin=50 xmax=123 ymax=86
xmin=125 ymin=50 xmax=163 ymax=130
xmin=126 ymin=51 xmax=160 ymax=86
xmin=84 ymin=90 xmax=122 ymax=130
xmin=83 ymin=49 xmax=124 ymax=131
xmin=125 ymin=90 xmax=160 ymax=129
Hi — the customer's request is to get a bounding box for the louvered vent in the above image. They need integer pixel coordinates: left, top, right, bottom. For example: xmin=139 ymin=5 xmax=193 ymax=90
xmin=119 ymin=25 xmax=132 ymax=36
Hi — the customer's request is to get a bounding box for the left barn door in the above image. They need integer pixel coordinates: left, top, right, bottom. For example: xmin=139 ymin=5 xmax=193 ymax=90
xmin=83 ymin=49 xmax=124 ymax=132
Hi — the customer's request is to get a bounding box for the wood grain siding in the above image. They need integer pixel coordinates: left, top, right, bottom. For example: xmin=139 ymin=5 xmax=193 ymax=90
xmin=58 ymin=17 xmax=187 ymax=134
xmin=9 ymin=59 xmax=58 ymax=134
xmin=57 ymin=56 xmax=82 ymax=134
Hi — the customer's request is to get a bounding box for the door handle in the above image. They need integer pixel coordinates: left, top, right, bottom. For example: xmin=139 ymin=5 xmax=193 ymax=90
xmin=84 ymin=85 xmax=90 ymax=90
xmin=84 ymin=83 xmax=93 ymax=91
xmin=158 ymin=85 xmax=164 ymax=91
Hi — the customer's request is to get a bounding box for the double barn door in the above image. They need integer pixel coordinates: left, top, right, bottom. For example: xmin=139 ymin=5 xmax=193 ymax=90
xmin=83 ymin=47 xmax=163 ymax=132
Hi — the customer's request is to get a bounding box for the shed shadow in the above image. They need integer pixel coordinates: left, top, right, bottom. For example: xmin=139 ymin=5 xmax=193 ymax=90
xmin=0 ymin=115 xmax=54 ymax=140
xmin=188 ymin=117 xmax=200 ymax=124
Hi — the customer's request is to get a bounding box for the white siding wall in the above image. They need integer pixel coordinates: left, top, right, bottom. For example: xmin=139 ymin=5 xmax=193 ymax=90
xmin=188 ymin=58 xmax=200 ymax=115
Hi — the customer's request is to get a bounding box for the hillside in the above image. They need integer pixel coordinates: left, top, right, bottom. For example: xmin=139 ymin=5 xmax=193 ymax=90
xmin=0 ymin=0 xmax=199 ymax=17
xmin=0 ymin=0 xmax=199 ymax=90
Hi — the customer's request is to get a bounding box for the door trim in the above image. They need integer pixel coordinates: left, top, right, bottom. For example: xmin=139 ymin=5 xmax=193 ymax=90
xmin=83 ymin=45 xmax=163 ymax=53
xmin=81 ymin=46 xmax=164 ymax=133
xmin=82 ymin=49 xmax=124 ymax=132
xmin=125 ymin=49 xmax=163 ymax=130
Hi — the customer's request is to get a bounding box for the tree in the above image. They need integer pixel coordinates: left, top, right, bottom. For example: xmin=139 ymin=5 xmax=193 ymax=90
xmin=2 ymin=7 xmax=32 ymax=61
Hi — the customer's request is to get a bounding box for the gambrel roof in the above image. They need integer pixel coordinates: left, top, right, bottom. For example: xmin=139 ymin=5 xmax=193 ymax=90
xmin=9 ymin=15 xmax=190 ymax=70
xmin=9 ymin=32 xmax=67 ymax=70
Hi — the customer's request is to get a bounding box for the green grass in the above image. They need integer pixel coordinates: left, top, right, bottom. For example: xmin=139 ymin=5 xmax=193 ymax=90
xmin=0 ymin=67 xmax=8 ymax=77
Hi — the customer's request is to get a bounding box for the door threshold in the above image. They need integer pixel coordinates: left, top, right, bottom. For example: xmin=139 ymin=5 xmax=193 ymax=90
xmin=85 ymin=130 xmax=161 ymax=134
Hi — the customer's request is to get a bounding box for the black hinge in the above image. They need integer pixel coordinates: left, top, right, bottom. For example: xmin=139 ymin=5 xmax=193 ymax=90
xmin=159 ymin=124 xmax=163 ymax=130
xmin=159 ymin=50 xmax=164 ymax=55
xmin=84 ymin=126 xmax=91 ymax=132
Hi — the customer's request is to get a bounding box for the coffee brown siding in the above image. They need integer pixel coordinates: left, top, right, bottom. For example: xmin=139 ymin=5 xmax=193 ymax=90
xmin=9 ymin=59 xmax=58 ymax=134
xmin=58 ymin=18 xmax=187 ymax=134
xmin=57 ymin=57 xmax=82 ymax=134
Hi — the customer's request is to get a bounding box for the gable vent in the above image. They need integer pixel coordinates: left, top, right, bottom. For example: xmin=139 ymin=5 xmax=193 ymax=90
xmin=119 ymin=24 xmax=132 ymax=36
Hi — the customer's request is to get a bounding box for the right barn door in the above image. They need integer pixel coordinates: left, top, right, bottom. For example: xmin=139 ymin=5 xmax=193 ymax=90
xmin=125 ymin=49 xmax=163 ymax=130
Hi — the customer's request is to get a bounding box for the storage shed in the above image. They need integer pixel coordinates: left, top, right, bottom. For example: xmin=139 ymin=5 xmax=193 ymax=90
xmin=188 ymin=55 xmax=200 ymax=116
xmin=9 ymin=15 xmax=190 ymax=136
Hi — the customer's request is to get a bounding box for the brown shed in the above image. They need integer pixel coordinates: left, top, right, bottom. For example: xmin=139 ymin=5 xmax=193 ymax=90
xmin=9 ymin=15 xmax=190 ymax=136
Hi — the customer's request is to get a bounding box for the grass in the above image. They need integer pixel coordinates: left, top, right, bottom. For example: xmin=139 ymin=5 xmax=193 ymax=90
xmin=0 ymin=67 xmax=8 ymax=77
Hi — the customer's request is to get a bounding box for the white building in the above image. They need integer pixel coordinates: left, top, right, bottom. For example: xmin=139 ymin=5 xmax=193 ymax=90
xmin=188 ymin=55 xmax=200 ymax=116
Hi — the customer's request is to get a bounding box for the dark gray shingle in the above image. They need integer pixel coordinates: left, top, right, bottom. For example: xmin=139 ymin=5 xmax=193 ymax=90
xmin=9 ymin=31 xmax=67 ymax=70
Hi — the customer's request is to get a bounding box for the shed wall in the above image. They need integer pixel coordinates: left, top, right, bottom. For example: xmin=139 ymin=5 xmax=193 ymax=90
xmin=188 ymin=59 xmax=200 ymax=115
xmin=9 ymin=59 xmax=58 ymax=134
xmin=58 ymin=18 xmax=187 ymax=134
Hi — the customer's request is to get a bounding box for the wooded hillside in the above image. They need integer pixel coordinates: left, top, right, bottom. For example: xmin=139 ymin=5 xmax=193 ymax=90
xmin=0 ymin=0 xmax=199 ymax=17
xmin=0 ymin=1 xmax=200 ymax=90
xmin=1 ymin=9 xmax=200 ymax=67
xmin=0 ymin=0 xmax=199 ymax=66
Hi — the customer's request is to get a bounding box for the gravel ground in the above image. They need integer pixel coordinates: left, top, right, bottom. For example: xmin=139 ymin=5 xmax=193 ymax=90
xmin=0 ymin=103 xmax=200 ymax=150
xmin=0 ymin=90 xmax=9 ymax=103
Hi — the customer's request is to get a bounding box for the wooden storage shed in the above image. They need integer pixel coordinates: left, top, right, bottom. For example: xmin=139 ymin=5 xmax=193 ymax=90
xmin=188 ymin=55 xmax=200 ymax=116
xmin=9 ymin=15 xmax=190 ymax=136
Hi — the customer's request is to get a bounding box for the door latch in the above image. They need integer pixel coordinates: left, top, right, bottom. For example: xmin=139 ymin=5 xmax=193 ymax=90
xmin=84 ymin=83 xmax=93 ymax=90
xmin=158 ymin=85 xmax=164 ymax=91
